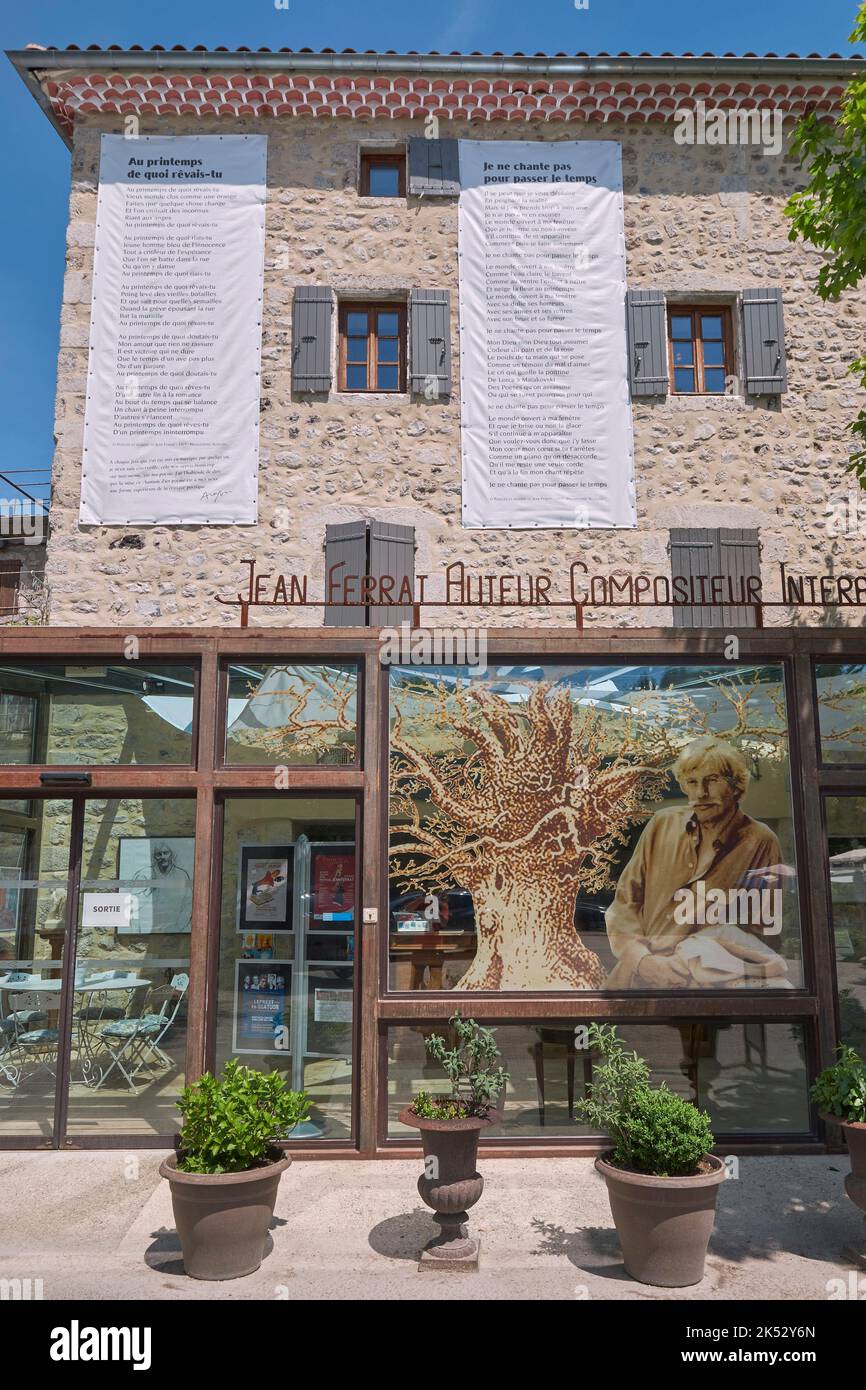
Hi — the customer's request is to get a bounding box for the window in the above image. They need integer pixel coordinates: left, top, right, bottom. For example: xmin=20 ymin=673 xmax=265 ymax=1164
xmin=388 ymin=661 xmax=803 ymax=993
xmin=668 ymin=306 xmax=733 ymax=394
xmin=224 ymin=662 xmax=358 ymax=766
xmin=359 ymin=150 xmax=405 ymax=198
xmin=339 ymin=303 xmax=406 ymax=393
xmin=386 ymin=1022 xmax=810 ymax=1138
xmin=0 ymin=663 xmax=197 ymax=765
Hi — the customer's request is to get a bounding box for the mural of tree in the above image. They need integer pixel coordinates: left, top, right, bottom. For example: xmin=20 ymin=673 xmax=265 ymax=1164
xmin=389 ymin=673 xmax=791 ymax=991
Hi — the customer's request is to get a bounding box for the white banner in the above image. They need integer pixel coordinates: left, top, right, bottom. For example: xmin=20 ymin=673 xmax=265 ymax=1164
xmin=80 ymin=134 xmax=267 ymax=526
xmin=458 ymin=140 xmax=636 ymax=529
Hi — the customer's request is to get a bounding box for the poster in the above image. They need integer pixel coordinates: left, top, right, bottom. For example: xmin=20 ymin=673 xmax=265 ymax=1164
xmin=80 ymin=134 xmax=267 ymax=526
xmin=390 ymin=663 xmax=802 ymax=991
xmin=117 ymin=837 xmax=194 ymax=934
xmin=233 ymin=960 xmax=291 ymax=1055
xmin=458 ymin=140 xmax=636 ymax=530
xmin=310 ymin=847 xmax=354 ymax=926
xmin=313 ymin=988 xmax=353 ymax=1024
xmin=238 ymin=847 xmax=293 ymax=931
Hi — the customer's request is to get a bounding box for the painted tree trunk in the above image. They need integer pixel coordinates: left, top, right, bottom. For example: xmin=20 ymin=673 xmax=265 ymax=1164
xmin=455 ymin=874 xmax=605 ymax=990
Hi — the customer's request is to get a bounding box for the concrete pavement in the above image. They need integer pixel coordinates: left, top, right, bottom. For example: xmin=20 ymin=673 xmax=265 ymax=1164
xmin=0 ymin=1150 xmax=863 ymax=1300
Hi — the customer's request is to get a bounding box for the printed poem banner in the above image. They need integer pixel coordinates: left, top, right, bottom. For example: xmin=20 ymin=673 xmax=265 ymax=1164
xmin=458 ymin=141 xmax=636 ymax=529
xmin=80 ymin=135 xmax=267 ymax=526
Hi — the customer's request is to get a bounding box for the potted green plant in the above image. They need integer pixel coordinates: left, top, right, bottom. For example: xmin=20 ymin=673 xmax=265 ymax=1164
xmin=160 ymin=1060 xmax=310 ymax=1281
xmin=812 ymin=1045 xmax=866 ymax=1263
xmin=575 ymin=1024 xmax=725 ymax=1288
xmin=398 ymin=1012 xmax=509 ymax=1268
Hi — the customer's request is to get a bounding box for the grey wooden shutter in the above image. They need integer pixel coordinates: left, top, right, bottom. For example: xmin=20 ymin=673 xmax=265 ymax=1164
xmin=742 ymin=288 xmax=787 ymax=394
xmin=670 ymin=528 xmax=761 ymax=628
xmin=625 ymin=289 xmax=669 ymax=397
xmin=324 ymin=521 xmax=368 ymax=626
xmin=292 ymin=286 xmax=333 ymax=392
xmin=719 ymin=528 xmax=761 ymax=628
xmin=670 ymin=528 xmax=720 ymax=628
xmin=409 ymin=289 xmax=451 ymax=397
xmin=369 ymin=522 xmax=416 ymax=626
xmin=408 ymin=138 xmax=460 ymax=196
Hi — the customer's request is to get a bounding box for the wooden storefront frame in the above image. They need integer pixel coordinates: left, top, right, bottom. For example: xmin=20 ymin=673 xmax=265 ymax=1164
xmin=0 ymin=624 xmax=862 ymax=1156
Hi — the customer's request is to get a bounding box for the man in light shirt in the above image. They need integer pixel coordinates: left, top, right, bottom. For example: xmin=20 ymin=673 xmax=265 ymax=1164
xmin=604 ymin=737 xmax=788 ymax=989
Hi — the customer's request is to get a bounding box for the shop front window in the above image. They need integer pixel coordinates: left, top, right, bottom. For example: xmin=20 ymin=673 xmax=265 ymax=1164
xmin=214 ymin=797 xmax=358 ymax=1140
xmin=815 ymin=663 xmax=866 ymax=765
xmin=388 ymin=663 xmax=802 ymax=992
xmin=386 ymin=1020 xmax=811 ymax=1138
xmin=0 ymin=663 xmax=197 ymax=765
xmin=826 ymin=796 xmax=866 ymax=1054
xmin=224 ymin=663 xmax=358 ymax=766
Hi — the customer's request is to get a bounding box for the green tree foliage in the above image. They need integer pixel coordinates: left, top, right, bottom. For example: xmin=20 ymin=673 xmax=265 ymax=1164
xmin=574 ymin=1024 xmax=715 ymax=1177
xmin=411 ymin=1011 xmax=509 ymax=1119
xmin=811 ymin=1044 xmax=866 ymax=1122
xmin=785 ymin=3 xmax=866 ymax=483
xmin=176 ymin=1060 xmax=310 ymax=1174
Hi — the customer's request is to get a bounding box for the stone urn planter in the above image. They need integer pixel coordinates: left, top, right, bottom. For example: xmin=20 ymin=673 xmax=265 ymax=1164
xmin=595 ymin=1152 xmax=727 ymax=1287
xmin=160 ymin=1148 xmax=290 ymax=1281
xmin=399 ymin=1107 xmax=497 ymax=1269
xmin=821 ymin=1113 xmax=866 ymax=1269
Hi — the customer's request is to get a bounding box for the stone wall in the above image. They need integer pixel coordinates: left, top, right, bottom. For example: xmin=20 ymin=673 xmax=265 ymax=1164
xmin=47 ymin=113 xmax=866 ymax=629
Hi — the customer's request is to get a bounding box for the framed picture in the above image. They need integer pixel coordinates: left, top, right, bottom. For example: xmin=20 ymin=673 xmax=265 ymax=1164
xmin=117 ymin=836 xmax=194 ymax=934
xmin=237 ymin=845 xmax=293 ymax=931
xmin=233 ymin=959 xmax=292 ymax=1055
xmin=310 ymin=845 xmax=355 ymax=927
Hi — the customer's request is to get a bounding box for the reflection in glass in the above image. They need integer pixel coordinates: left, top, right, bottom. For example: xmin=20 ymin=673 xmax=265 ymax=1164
xmin=389 ymin=664 xmax=802 ymax=992
xmin=386 ymin=1021 xmax=810 ymax=1137
xmin=815 ymin=664 xmax=866 ymax=764
xmin=826 ymin=797 xmax=866 ymax=1055
xmin=0 ymin=664 xmax=196 ymax=766
xmin=214 ymin=798 xmax=357 ymax=1141
xmin=225 ymin=664 xmax=358 ymax=766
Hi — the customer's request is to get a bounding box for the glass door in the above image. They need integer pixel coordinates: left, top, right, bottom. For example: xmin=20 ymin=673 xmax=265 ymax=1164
xmin=214 ymin=797 xmax=358 ymax=1141
xmin=0 ymin=799 xmax=74 ymax=1143
xmin=0 ymin=795 xmax=195 ymax=1145
xmin=65 ymin=798 xmax=196 ymax=1139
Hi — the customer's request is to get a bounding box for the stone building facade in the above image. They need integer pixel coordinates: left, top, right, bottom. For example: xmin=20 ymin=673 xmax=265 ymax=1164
xmin=12 ymin=46 xmax=866 ymax=630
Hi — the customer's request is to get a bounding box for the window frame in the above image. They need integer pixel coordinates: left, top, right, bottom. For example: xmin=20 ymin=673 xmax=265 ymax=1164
xmin=667 ymin=305 xmax=734 ymax=396
xmin=338 ymin=302 xmax=407 ymax=395
xmin=359 ymin=150 xmax=406 ymax=199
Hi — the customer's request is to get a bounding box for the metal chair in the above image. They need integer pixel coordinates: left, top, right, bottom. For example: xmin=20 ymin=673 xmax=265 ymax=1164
xmin=92 ymin=973 xmax=189 ymax=1092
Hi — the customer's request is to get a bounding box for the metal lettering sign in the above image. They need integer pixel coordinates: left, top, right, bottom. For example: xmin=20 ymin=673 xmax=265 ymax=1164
xmin=217 ymin=558 xmax=866 ymax=628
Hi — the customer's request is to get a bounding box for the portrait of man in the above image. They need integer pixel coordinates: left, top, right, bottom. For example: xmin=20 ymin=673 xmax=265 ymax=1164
xmin=604 ymin=737 xmax=790 ymax=989
xmin=118 ymin=836 xmax=194 ymax=935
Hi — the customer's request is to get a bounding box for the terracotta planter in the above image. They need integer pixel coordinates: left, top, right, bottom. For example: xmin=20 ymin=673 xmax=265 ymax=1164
xmin=399 ymin=1106 xmax=497 ymax=1267
xmin=823 ymin=1116 xmax=866 ymax=1268
xmin=160 ymin=1148 xmax=290 ymax=1281
xmin=595 ymin=1152 xmax=727 ymax=1287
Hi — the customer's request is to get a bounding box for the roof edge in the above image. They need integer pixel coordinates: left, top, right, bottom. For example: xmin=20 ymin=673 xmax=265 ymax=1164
xmin=7 ymin=47 xmax=865 ymax=78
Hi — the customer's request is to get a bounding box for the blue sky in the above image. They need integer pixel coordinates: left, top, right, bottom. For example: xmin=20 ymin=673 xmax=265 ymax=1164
xmin=1 ymin=0 xmax=862 ymax=502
